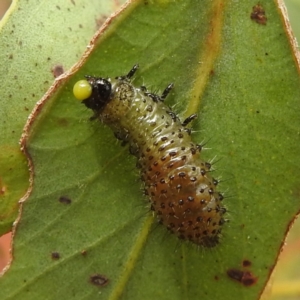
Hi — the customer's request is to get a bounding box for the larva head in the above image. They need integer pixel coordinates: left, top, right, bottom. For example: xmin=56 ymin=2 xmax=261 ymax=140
xmin=73 ymin=76 xmax=112 ymax=113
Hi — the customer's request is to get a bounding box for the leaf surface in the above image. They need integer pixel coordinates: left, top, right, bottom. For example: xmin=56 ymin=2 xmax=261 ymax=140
xmin=0 ymin=0 xmax=125 ymax=234
xmin=1 ymin=1 xmax=300 ymax=299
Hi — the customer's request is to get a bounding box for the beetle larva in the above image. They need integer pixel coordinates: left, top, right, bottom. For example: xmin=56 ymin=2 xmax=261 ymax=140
xmin=73 ymin=65 xmax=226 ymax=247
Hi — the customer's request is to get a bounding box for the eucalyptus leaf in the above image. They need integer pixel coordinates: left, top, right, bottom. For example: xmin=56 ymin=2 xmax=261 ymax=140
xmin=0 ymin=0 xmax=125 ymax=234
xmin=1 ymin=1 xmax=300 ymax=299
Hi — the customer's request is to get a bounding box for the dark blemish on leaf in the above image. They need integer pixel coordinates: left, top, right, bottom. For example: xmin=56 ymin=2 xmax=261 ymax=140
xmin=51 ymin=65 xmax=64 ymax=78
xmin=214 ymin=275 xmax=219 ymax=280
xmin=242 ymin=259 xmax=252 ymax=267
xmin=57 ymin=118 xmax=69 ymax=127
xmin=56 ymin=5 xmax=61 ymax=10
xmin=71 ymin=0 xmax=75 ymax=5
xmin=24 ymin=107 xmax=29 ymax=111
xmin=79 ymin=24 xmax=83 ymax=28
xmin=250 ymin=4 xmax=267 ymax=25
xmin=51 ymin=252 xmax=60 ymax=260
xmin=47 ymin=57 xmax=51 ymax=61
xmin=81 ymin=250 xmax=87 ymax=256
xmin=9 ymin=54 xmax=13 ymax=59
xmin=89 ymin=274 xmax=109 ymax=287
xmin=59 ymin=195 xmax=72 ymax=204
xmin=227 ymin=268 xmax=258 ymax=286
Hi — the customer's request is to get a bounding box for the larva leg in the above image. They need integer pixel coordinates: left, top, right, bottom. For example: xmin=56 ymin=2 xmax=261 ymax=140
xmin=182 ymin=114 xmax=197 ymax=127
xmin=126 ymin=64 xmax=139 ymax=79
xmin=141 ymin=82 xmax=173 ymax=103
xmin=160 ymin=83 xmax=174 ymax=101
xmin=116 ymin=64 xmax=139 ymax=81
xmin=167 ymin=111 xmax=178 ymax=122
xmin=145 ymin=92 xmax=160 ymax=102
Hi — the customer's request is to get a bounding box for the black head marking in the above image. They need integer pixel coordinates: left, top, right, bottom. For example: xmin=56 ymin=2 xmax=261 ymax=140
xmin=82 ymin=76 xmax=112 ymax=112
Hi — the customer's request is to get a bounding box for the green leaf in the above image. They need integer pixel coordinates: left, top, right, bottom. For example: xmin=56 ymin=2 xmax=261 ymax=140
xmin=1 ymin=1 xmax=300 ymax=299
xmin=0 ymin=0 xmax=125 ymax=234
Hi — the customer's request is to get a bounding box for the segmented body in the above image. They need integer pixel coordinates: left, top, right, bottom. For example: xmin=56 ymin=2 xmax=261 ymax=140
xmin=73 ymin=65 xmax=226 ymax=247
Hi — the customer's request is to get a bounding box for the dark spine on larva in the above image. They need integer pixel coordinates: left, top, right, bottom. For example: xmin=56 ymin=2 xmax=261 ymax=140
xmin=82 ymin=69 xmax=226 ymax=247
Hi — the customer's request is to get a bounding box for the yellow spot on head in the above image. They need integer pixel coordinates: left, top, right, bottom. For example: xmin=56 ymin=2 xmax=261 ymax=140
xmin=73 ymin=80 xmax=92 ymax=101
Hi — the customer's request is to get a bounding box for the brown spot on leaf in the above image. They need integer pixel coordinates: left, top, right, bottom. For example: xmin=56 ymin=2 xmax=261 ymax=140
xmin=59 ymin=196 xmax=72 ymax=204
xmin=90 ymin=274 xmax=109 ymax=287
xmin=227 ymin=268 xmax=258 ymax=286
xmin=242 ymin=259 xmax=252 ymax=267
xmin=57 ymin=118 xmax=69 ymax=127
xmin=51 ymin=65 xmax=64 ymax=78
xmin=51 ymin=252 xmax=60 ymax=260
xmin=250 ymin=4 xmax=267 ymax=25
